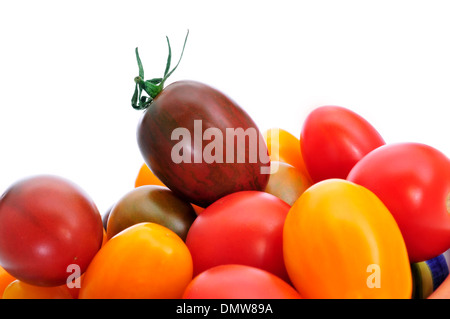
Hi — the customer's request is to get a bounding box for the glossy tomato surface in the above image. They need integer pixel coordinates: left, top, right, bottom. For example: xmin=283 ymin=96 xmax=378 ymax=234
xmin=185 ymin=191 xmax=290 ymax=282
xmin=106 ymin=185 xmax=197 ymax=241
xmin=0 ymin=175 xmax=103 ymax=287
xmin=79 ymin=222 xmax=193 ymax=299
xmin=137 ymin=80 xmax=270 ymax=208
xmin=300 ymin=106 xmax=385 ymax=183
xmin=182 ymin=264 xmax=301 ymax=299
xmin=283 ymin=179 xmax=412 ymax=298
xmin=347 ymin=142 xmax=450 ymax=262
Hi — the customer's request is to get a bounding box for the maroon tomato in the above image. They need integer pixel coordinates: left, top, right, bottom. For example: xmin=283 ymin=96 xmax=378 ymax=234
xmin=185 ymin=191 xmax=290 ymax=282
xmin=347 ymin=142 xmax=450 ymax=262
xmin=131 ymin=35 xmax=270 ymax=208
xmin=182 ymin=264 xmax=301 ymax=299
xmin=0 ymin=175 xmax=103 ymax=286
xmin=300 ymin=105 xmax=385 ymax=183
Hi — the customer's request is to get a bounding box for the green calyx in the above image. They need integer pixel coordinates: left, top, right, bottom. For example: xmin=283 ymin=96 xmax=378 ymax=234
xmin=131 ymin=30 xmax=189 ymax=110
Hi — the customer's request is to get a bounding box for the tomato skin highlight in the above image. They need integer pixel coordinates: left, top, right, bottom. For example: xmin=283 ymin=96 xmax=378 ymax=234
xmin=0 ymin=175 xmax=103 ymax=287
xmin=300 ymin=105 xmax=385 ymax=183
xmin=283 ymin=179 xmax=412 ymax=299
xmin=186 ymin=191 xmax=290 ymax=283
xmin=347 ymin=142 xmax=450 ymax=263
xmin=182 ymin=264 xmax=301 ymax=299
xmin=137 ymin=80 xmax=270 ymax=208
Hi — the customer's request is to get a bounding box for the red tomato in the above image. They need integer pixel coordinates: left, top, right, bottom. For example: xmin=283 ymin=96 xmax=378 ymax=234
xmin=182 ymin=264 xmax=301 ymax=299
xmin=185 ymin=191 xmax=290 ymax=282
xmin=300 ymin=106 xmax=385 ymax=183
xmin=347 ymin=142 xmax=450 ymax=262
xmin=0 ymin=175 xmax=103 ymax=286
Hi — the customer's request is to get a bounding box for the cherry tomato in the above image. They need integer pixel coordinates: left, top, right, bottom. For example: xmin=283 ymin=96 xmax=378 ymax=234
xmin=185 ymin=191 xmax=290 ymax=282
xmin=106 ymin=185 xmax=197 ymax=241
xmin=78 ymin=222 xmax=193 ymax=299
xmin=0 ymin=265 xmax=15 ymax=297
xmin=134 ymin=162 xmax=204 ymax=215
xmin=0 ymin=175 xmax=104 ymax=287
xmin=135 ymin=162 xmax=165 ymax=188
xmin=263 ymin=128 xmax=311 ymax=182
xmin=3 ymin=280 xmax=73 ymax=299
xmin=283 ymin=179 xmax=412 ymax=298
xmin=264 ymin=161 xmax=312 ymax=206
xmin=347 ymin=142 xmax=450 ymax=262
xmin=300 ymin=106 xmax=385 ymax=183
xmin=182 ymin=264 xmax=301 ymax=299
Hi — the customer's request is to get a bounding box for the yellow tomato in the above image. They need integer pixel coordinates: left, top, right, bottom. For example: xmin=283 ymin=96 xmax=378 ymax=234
xmin=283 ymin=179 xmax=412 ymax=299
xmin=3 ymin=280 xmax=73 ymax=299
xmin=78 ymin=222 xmax=193 ymax=299
xmin=0 ymin=266 xmax=16 ymax=297
xmin=263 ymin=128 xmax=311 ymax=182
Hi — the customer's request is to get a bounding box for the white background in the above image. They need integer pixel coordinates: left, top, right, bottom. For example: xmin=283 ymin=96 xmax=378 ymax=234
xmin=1 ymin=0 xmax=449 ymax=214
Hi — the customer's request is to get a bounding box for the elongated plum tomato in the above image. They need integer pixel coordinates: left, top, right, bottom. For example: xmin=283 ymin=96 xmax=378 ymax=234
xmin=182 ymin=264 xmax=301 ymax=299
xmin=283 ymin=179 xmax=412 ymax=298
xmin=131 ymin=33 xmax=270 ymax=207
xmin=300 ymin=106 xmax=385 ymax=183
xmin=186 ymin=191 xmax=290 ymax=282
xmin=79 ymin=222 xmax=193 ymax=299
xmin=0 ymin=175 xmax=103 ymax=287
xmin=347 ymin=142 xmax=450 ymax=263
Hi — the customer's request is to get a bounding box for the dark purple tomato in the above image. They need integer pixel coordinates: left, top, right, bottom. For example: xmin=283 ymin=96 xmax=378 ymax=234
xmin=137 ymin=80 xmax=270 ymax=207
xmin=0 ymin=175 xmax=103 ymax=287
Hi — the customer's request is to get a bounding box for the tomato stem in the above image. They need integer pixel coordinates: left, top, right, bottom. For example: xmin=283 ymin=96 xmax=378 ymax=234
xmin=131 ymin=30 xmax=189 ymax=110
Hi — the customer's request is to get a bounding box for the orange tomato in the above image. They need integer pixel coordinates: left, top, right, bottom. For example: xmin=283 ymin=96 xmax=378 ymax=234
xmin=283 ymin=179 xmax=412 ymax=299
xmin=135 ymin=162 xmax=204 ymax=214
xmin=263 ymin=128 xmax=311 ymax=182
xmin=2 ymin=280 xmax=73 ymax=299
xmin=0 ymin=266 xmax=15 ymax=297
xmin=264 ymin=161 xmax=312 ymax=206
xmin=78 ymin=222 xmax=193 ymax=299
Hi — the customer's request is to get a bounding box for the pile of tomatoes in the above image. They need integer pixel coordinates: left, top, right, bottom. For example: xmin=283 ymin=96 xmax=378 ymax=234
xmin=0 ymin=35 xmax=449 ymax=299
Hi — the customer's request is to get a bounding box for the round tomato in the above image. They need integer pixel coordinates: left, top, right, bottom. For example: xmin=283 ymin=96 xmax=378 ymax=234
xmin=182 ymin=264 xmax=301 ymax=299
xmin=264 ymin=161 xmax=312 ymax=206
xmin=0 ymin=175 xmax=103 ymax=287
xmin=135 ymin=162 xmax=165 ymax=188
xmin=283 ymin=179 xmax=412 ymax=299
xmin=2 ymin=279 xmax=73 ymax=299
xmin=0 ymin=265 xmax=15 ymax=297
xmin=347 ymin=142 xmax=450 ymax=263
xmin=106 ymin=185 xmax=197 ymax=241
xmin=78 ymin=222 xmax=193 ymax=299
xmin=185 ymin=191 xmax=290 ymax=282
xmin=263 ymin=128 xmax=311 ymax=182
xmin=300 ymin=106 xmax=385 ymax=183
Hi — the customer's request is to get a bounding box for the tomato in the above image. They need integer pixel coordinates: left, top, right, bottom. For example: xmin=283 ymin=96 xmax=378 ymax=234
xmin=3 ymin=280 xmax=73 ymax=299
xmin=264 ymin=161 xmax=312 ymax=206
xmin=182 ymin=264 xmax=301 ymax=299
xmin=428 ymin=271 xmax=450 ymax=299
xmin=347 ymin=142 xmax=450 ymax=263
xmin=283 ymin=179 xmax=412 ymax=299
xmin=300 ymin=106 xmax=385 ymax=183
xmin=78 ymin=222 xmax=193 ymax=299
xmin=106 ymin=185 xmax=197 ymax=241
xmin=185 ymin=191 xmax=290 ymax=282
xmin=263 ymin=128 xmax=311 ymax=182
xmin=134 ymin=162 xmax=204 ymax=215
xmin=132 ymin=37 xmax=269 ymax=208
xmin=0 ymin=265 xmax=15 ymax=297
xmin=135 ymin=162 xmax=165 ymax=188
xmin=0 ymin=175 xmax=103 ymax=287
